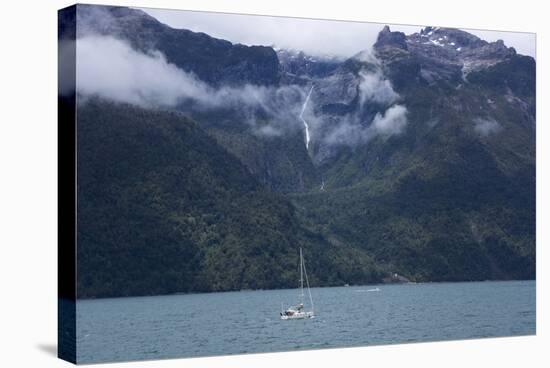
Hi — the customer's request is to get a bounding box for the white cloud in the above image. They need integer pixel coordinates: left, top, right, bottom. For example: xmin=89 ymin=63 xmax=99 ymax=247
xmin=370 ymin=105 xmax=408 ymax=136
xmin=324 ymin=117 xmax=363 ymax=146
xmin=76 ymin=35 xmax=288 ymax=109
xmin=75 ymin=35 xmax=409 ymax=148
xmin=324 ymin=104 xmax=408 ymax=146
xmin=76 ymin=35 xmax=318 ymax=138
xmin=358 ymin=71 xmax=399 ymax=105
xmin=76 ymin=36 xmax=211 ymax=107
xmin=473 ymin=117 xmax=501 ymax=136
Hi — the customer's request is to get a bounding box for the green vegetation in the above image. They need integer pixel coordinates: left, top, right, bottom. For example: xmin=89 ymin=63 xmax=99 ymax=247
xmin=74 ymin=24 xmax=535 ymax=298
xmin=296 ymin=66 xmax=535 ymax=283
xmin=77 ymin=99 xmax=383 ymax=298
xmin=77 ymin=87 xmax=534 ymax=299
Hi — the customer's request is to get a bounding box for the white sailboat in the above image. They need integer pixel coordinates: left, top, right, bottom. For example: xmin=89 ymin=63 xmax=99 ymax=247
xmin=280 ymin=248 xmax=315 ymax=320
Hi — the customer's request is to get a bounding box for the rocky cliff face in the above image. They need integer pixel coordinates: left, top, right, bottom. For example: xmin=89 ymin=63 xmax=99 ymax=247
xmin=387 ymin=26 xmax=520 ymax=87
xmin=303 ymin=26 xmax=534 ymax=170
xmin=276 ymin=49 xmax=342 ymax=84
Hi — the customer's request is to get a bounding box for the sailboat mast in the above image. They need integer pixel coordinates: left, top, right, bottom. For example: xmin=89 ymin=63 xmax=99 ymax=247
xmin=300 ymin=247 xmax=304 ymax=302
xmin=302 ymin=251 xmax=314 ymax=313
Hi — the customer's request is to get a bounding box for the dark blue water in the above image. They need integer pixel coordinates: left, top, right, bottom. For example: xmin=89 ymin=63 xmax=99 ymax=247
xmin=76 ymin=280 xmax=535 ymax=363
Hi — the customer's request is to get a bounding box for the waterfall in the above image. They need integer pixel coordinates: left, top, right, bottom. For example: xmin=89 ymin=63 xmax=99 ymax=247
xmin=299 ymin=85 xmax=314 ymax=150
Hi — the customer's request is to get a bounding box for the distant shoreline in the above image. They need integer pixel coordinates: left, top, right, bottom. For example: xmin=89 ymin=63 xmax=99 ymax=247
xmin=73 ymin=278 xmax=535 ymax=301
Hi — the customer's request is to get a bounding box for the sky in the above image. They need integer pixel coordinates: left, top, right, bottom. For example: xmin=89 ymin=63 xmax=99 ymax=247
xmin=141 ymin=7 xmax=536 ymax=59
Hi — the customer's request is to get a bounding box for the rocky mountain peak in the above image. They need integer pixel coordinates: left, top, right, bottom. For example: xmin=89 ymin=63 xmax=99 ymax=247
xmin=370 ymin=25 xmax=524 ymax=85
xmin=408 ymin=26 xmax=488 ymax=52
xmin=374 ymin=25 xmax=408 ymax=50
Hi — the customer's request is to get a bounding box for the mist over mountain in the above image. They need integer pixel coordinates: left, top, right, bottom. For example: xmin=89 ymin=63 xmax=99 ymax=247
xmin=70 ymin=5 xmax=535 ymax=298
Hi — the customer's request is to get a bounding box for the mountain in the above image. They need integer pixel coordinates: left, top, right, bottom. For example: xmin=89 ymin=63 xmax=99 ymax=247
xmin=74 ymin=4 xmax=322 ymax=193
xmin=77 ymin=99 xmax=383 ymax=298
xmin=72 ymin=6 xmax=535 ymax=298
xmin=292 ymin=26 xmax=535 ymax=281
xmin=75 ymin=5 xmax=279 ymax=87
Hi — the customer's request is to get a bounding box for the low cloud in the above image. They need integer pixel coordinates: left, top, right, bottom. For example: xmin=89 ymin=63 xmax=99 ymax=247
xmin=324 ymin=117 xmax=365 ymax=146
xmin=370 ymin=105 xmax=408 ymax=136
xmin=76 ymin=35 xmax=280 ymax=110
xmin=354 ymin=49 xmax=381 ymax=65
xmin=76 ymin=36 xmax=311 ymax=137
xmin=358 ymin=71 xmax=399 ymax=106
xmin=76 ymin=35 xmax=408 ymax=147
xmin=324 ymin=104 xmax=408 ymax=146
xmin=320 ymin=58 xmax=406 ymax=147
xmin=473 ymin=117 xmax=501 ymax=137
xmin=77 ymin=36 xmax=211 ymax=107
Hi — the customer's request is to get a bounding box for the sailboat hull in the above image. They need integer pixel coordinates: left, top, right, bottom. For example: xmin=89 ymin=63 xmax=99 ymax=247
xmin=280 ymin=311 xmax=314 ymax=320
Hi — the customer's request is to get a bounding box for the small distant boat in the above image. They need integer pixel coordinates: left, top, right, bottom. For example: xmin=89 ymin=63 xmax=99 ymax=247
xmin=354 ymin=287 xmax=381 ymax=293
xmin=280 ymin=248 xmax=315 ymax=320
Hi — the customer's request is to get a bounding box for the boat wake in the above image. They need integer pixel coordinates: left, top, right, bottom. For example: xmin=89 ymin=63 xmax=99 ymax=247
xmin=354 ymin=288 xmax=381 ymax=293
